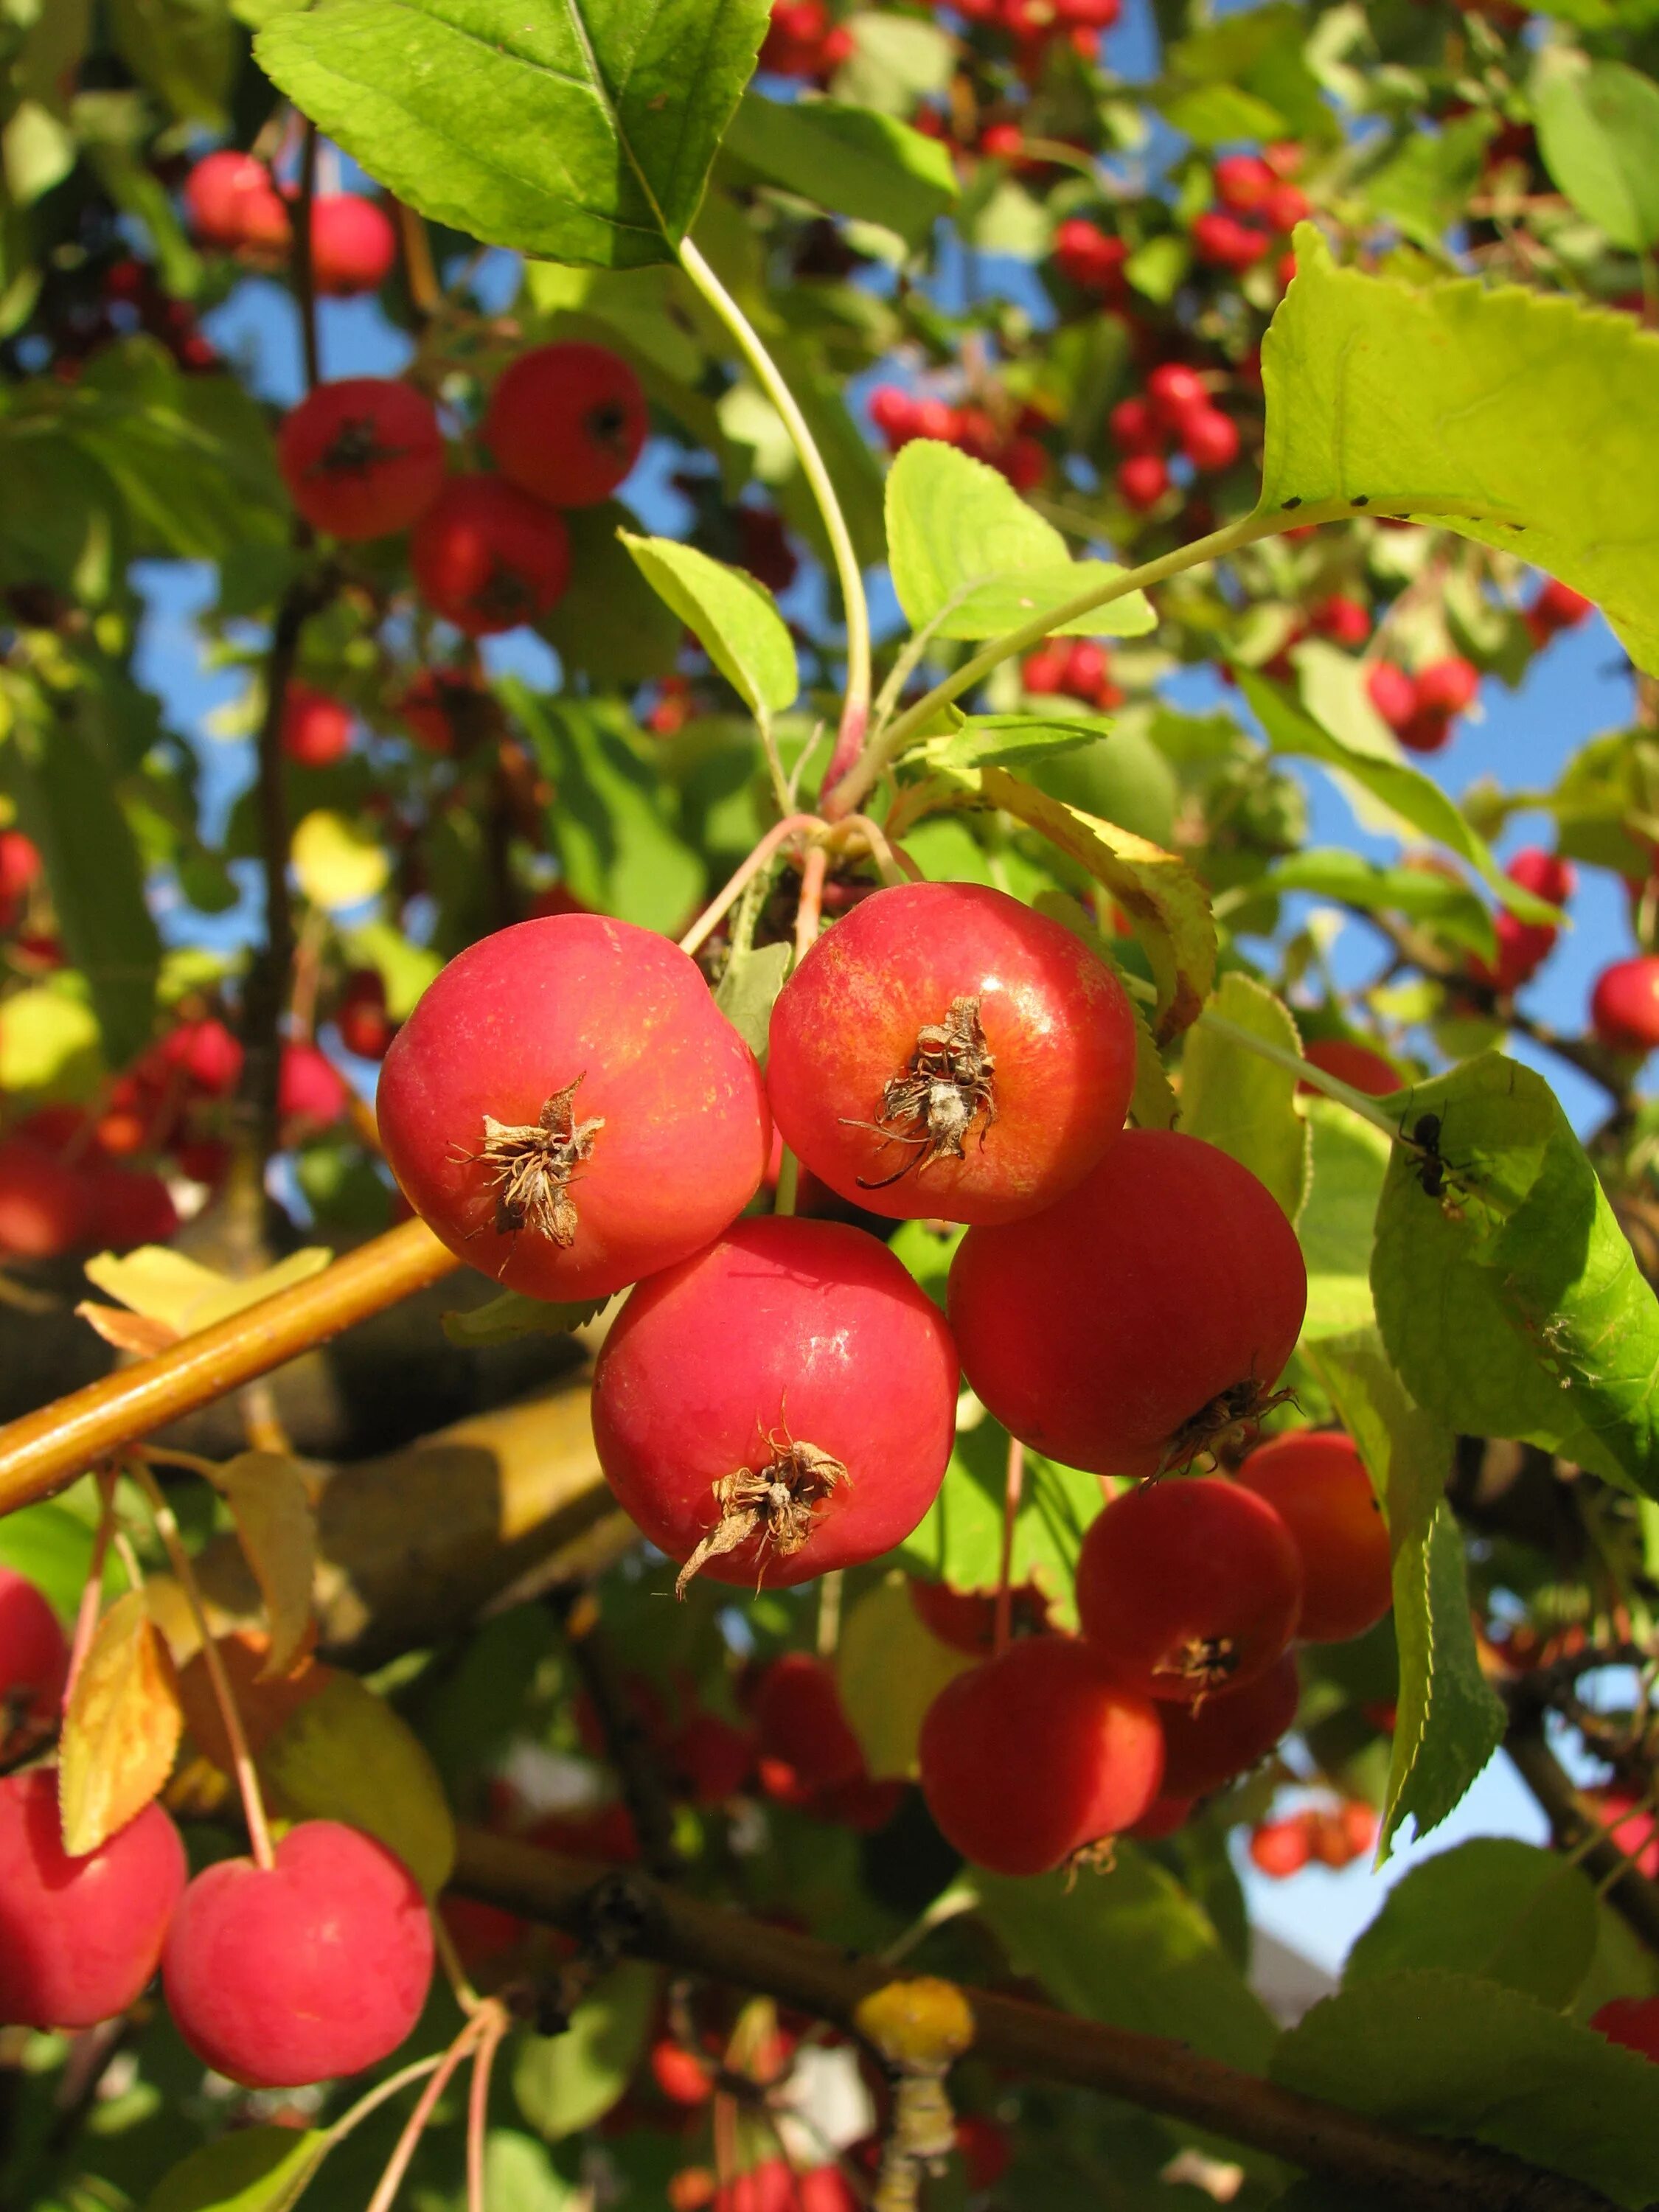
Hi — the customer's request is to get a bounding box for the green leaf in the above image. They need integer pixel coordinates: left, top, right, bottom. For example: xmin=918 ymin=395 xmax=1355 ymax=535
xmin=1535 ymin=59 xmax=1659 ymax=252
xmin=723 ymin=91 xmax=956 ymax=250
xmin=539 ymin=503 xmax=683 ymax=687
xmin=1020 ymin=723 xmax=1180 ymax=849
xmin=1180 ymin=975 xmax=1310 ymax=1222
xmin=714 ymin=939 xmax=791 ymax=1064
xmin=0 ymin=1498 xmax=99 ymax=1620
xmin=836 ymin=1576 xmax=973 ymax=1779
xmin=933 ymin=714 xmax=1100 ymax=773
xmin=8 ymin=693 xmax=160 ymax=1067
xmin=619 ymin=533 xmax=798 ymax=721
xmin=512 ymin=1962 xmax=657 ymax=2139
xmin=262 ymin=1673 xmax=456 ymax=1897
xmin=886 ymin=440 xmax=1155 ymax=642
xmin=1272 ymin=1970 xmax=1659 ymax=2208
xmin=441 ymin=1289 xmax=613 ymax=1347
xmin=144 ymin=2128 xmax=330 ymax=2212
xmin=1304 ymin=1326 xmax=1503 ymax=1851
xmin=1371 ymin=1053 xmax=1659 ymax=1498
xmin=1361 ymin=114 xmax=1496 ymax=251
xmin=0 ymin=984 xmax=102 ymax=1096
xmin=1296 ymin=1100 xmax=1391 ymax=1338
xmin=108 ymin=0 xmax=234 ymax=124
xmin=1260 ymin=226 xmax=1659 ymax=678
xmin=898 ymin=1418 xmax=1104 ymax=1632
xmin=832 ymin=10 xmax=954 ymax=112
xmin=1237 ymin=671 xmax=1552 ymax=931
xmin=257 ymin=0 xmax=770 ymax=268
xmin=1345 ymin=1838 xmax=1599 ymax=2009
xmin=1257 ymin=848 xmax=1496 ymax=962
xmin=975 ymin=1846 xmax=1278 ymax=2076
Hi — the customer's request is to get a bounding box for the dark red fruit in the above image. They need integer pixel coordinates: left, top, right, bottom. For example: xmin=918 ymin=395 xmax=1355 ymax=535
xmin=1125 ymin=1791 xmax=1194 ymax=1841
xmin=277 ymin=1041 xmax=350 ymax=1131
xmin=1308 ymin=594 xmax=1371 ymax=648
xmin=1109 ymin=395 xmax=1161 ymax=453
xmin=1298 ymin=1037 xmax=1402 ymax=1098
xmin=0 ymin=1570 xmax=67 ymax=1736
xmin=281 ymin=682 xmax=353 ymax=767
xmin=918 ymin=1636 xmax=1164 ymax=1875
xmin=948 ymin=1130 xmax=1307 ymax=1479
xmin=1413 ymin=657 xmax=1479 ymax=716
xmin=1527 ymin=577 xmax=1593 ymax=643
xmin=1592 ymin=957 xmax=1659 ymax=1054
xmin=1366 ymin=662 xmax=1416 ymax=731
xmin=277 ymin=378 xmax=447 ymax=541
xmin=397 ymin=666 xmax=482 ymax=754
xmin=1156 ymin=1652 xmax=1301 ymax=1798
xmin=378 ymin=914 xmax=771 ymax=1302
xmin=955 ymin=2114 xmax=1012 ymax=2188
xmin=162 ymin=1820 xmax=433 ymax=2087
xmin=908 ymin=1576 xmax=1048 ymax=1654
xmin=1237 ymin=1430 xmax=1391 ymax=1643
xmin=484 ymin=343 xmax=649 ymax=509
xmin=0 ymin=1770 xmax=186 ymax=2028
xmin=592 ymin=1217 xmax=958 ymax=1590
xmin=411 ymin=475 xmax=571 ymax=634
xmin=161 ymin=1017 xmax=243 ymax=1095
xmin=338 ymin=969 xmax=394 ymax=1060
xmin=1192 ymin=211 xmax=1270 ymax=270
xmin=83 ymin=1162 xmax=179 ymax=1251
xmin=0 ymin=828 xmax=42 ymax=928
xmin=1214 ymin=154 xmax=1273 ymax=212
xmin=1077 ymin=1477 xmax=1302 ymax=1701
xmin=1591 ymin=1997 xmax=1659 ymax=2063
xmin=753 ymin=1653 xmax=865 ymax=1790
xmin=1052 ymin=219 xmax=1127 ymax=293
xmin=1117 ymin=453 xmax=1169 ymax=509
xmin=668 ymin=1713 xmax=756 ymax=1804
xmin=0 ymin=1138 xmax=90 ymax=1258
xmin=308 ymin=195 xmax=397 ymax=297
xmin=766 ymin=882 xmax=1137 ymax=1225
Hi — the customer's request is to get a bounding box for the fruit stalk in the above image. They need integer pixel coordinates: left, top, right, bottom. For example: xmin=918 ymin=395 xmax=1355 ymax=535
xmin=993 ymin=1436 xmax=1024 ymax=1658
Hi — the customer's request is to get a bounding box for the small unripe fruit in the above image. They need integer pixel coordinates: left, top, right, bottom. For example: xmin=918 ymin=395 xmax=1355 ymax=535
xmin=918 ymin=1637 xmax=1164 ymax=1875
xmin=163 ymin=1820 xmax=433 ymax=2087
xmin=1157 ymin=1652 xmax=1301 ymax=1797
xmin=278 ymin=379 xmax=447 ymax=541
xmin=411 ymin=475 xmax=572 ymax=635
xmin=1592 ymin=956 xmax=1659 ymax=1054
xmin=378 ymin=914 xmax=771 ymax=1302
xmin=592 ymin=1217 xmax=957 ymax=1590
xmin=767 ymin=881 xmax=1137 ymax=1225
xmin=309 ymin=195 xmax=397 ymax=297
xmin=281 ymin=682 xmax=353 ymax=767
xmin=484 ymin=343 xmax=649 ymax=509
xmin=1237 ymin=1430 xmax=1392 ymax=1642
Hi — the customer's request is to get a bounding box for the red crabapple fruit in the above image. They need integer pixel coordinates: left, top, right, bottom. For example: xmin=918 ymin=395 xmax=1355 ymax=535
xmin=0 ymin=1570 xmax=67 ymax=1736
xmin=752 ymin=1653 xmax=866 ymax=1789
xmin=1117 ymin=453 xmax=1169 ymax=509
xmin=948 ymin=1129 xmax=1307 ymax=1478
xmin=917 ymin=1636 xmax=1164 ymax=1875
xmin=277 ymin=378 xmax=446 ymax=541
xmin=1592 ymin=957 xmax=1659 ymax=1055
xmin=1156 ymin=1651 xmax=1301 ymax=1798
xmin=1237 ymin=1429 xmax=1392 ymax=1642
xmin=1125 ymin=1792 xmax=1194 ymax=1841
xmin=0 ymin=1137 xmax=91 ymax=1258
xmin=308 ymin=195 xmax=397 ymax=296
xmin=766 ymin=882 xmax=1136 ymax=1225
xmin=277 ymin=1041 xmax=350 ymax=1132
xmin=1145 ymin=363 xmax=1208 ymax=429
xmin=378 ymin=914 xmax=771 ymax=1302
xmin=1591 ymin=1997 xmax=1659 ymax=2063
xmin=591 ymin=1217 xmax=957 ymax=1590
xmin=1076 ymin=1476 xmax=1303 ymax=1700
xmin=0 ymin=1770 xmax=186 ymax=2029
xmin=1298 ymin=1037 xmax=1402 ymax=1098
xmin=1249 ymin=1815 xmax=1312 ymax=1877
xmin=162 ymin=1819 xmax=433 ymax=2087
xmin=280 ymin=681 xmax=353 ymax=767
xmin=484 ymin=343 xmax=649 ymax=509
xmin=184 ymin=151 xmax=290 ymax=252
xmin=411 ymin=475 xmax=572 ymax=634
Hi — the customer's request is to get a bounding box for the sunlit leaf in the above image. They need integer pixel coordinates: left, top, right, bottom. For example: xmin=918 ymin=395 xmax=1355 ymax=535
xmin=59 ymin=1589 xmax=183 ymax=1856
xmin=203 ymin=1454 xmax=317 ymax=1680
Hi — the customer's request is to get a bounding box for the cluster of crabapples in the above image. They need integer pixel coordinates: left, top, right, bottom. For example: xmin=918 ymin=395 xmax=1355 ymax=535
xmin=374 ymin=883 xmax=1393 ymax=1877
xmin=0 ymin=1569 xmax=432 ymax=2084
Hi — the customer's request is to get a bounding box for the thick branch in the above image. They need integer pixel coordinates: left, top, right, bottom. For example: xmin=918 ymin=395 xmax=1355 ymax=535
xmin=293 ymin=120 xmax=321 ymax=394
xmin=1503 ymin=1710 xmax=1659 ymax=1956
xmin=0 ymin=1220 xmax=461 ymax=1516
xmin=452 ymin=1830 xmax=1617 ymax=2212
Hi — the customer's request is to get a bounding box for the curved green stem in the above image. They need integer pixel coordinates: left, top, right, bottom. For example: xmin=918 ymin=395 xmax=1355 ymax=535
xmin=677 ymin=238 xmax=870 ymax=764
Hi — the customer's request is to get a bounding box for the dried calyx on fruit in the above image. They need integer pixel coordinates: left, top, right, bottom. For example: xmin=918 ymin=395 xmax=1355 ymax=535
xmin=469 ymin=1079 xmax=603 ymax=1247
xmin=675 ymin=1431 xmax=848 ymax=1596
xmin=849 ymin=995 xmax=998 ymax=1189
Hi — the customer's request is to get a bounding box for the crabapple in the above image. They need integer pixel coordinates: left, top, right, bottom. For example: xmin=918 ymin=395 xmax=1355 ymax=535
xmin=591 ymin=1217 xmax=957 ymax=1590
xmin=1077 ymin=1477 xmax=1302 ymax=1700
xmin=163 ymin=1820 xmax=432 ymax=2087
xmin=979 ymin=122 xmax=1026 ymax=161
xmin=1109 ymin=395 xmax=1161 ymax=453
xmin=184 ymin=151 xmax=289 ymax=251
xmin=1117 ymin=453 xmax=1169 ymax=509
xmin=1262 ymin=182 xmax=1310 ymax=232
xmin=0 ymin=827 xmax=41 ymax=925
xmin=1180 ymin=406 xmax=1239 ymax=473
xmin=338 ymin=968 xmax=393 ymax=1060
xmin=1214 ymin=154 xmax=1273 ymax=212
xmin=0 ymin=1569 xmax=67 ymax=1736
xmin=1125 ymin=1792 xmax=1194 ymax=1841
xmin=1052 ymin=219 xmax=1127 ymax=293
xmin=1470 ymin=849 xmax=1571 ymax=993
xmin=1249 ymin=1815 xmax=1311 ymax=1877
xmin=766 ymin=881 xmax=1136 ymax=1225
xmin=1145 ymin=363 xmax=1208 ymax=429
xmin=948 ymin=1129 xmax=1307 ymax=1478
xmin=652 ymin=2038 xmax=715 ymax=2104
xmin=278 ymin=1041 xmax=350 ymax=1131
xmin=484 ymin=343 xmax=649 ymax=509
xmin=1591 ymin=957 xmax=1659 ymax=1054
xmin=397 ymin=665 xmax=484 ymax=754
xmin=83 ymin=1162 xmax=179 ymax=1251
xmin=1192 ymin=211 xmax=1270 ymax=269
xmin=0 ymin=1137 xmax=91 ymax=1258
xmin=411 ymin=475 xmax=572 ymax=635
xmin=378 ymin=914 xmax=771 ymax=1301
xmin=668 ymin=1712 xmax=756 ymax=1804
xmin=753 ymin=1654 xmax=865 ymax=1789
xmin=277 ymin=378 xmax=446 ymax=541
xmin=1527 ymin=577 xmax=1593 ymax=644
xmin=0 ymin=1769 xmax=186 ymax=2028
xmin=908 ymin=1576 xmax=1048 ymax=1654
xmin=917 ymin=1636 xmax=1164 ymax=1875
xmin=1366 ymin=662 xmax=1417 ymax=731
xmin=1156 ymin=1652 xmax=1301 ymax=1798
xmin=1298 ymin=1036 xmax=1402 ymax=1098
xmin=308 ymin=194 xmax=397 ymax=296
xmin=281 ymin=681 xmax=353 ymax=767
xmin=1309 ymin=594 xmax=1371 ymax=648
xmin=1398 ymin=706 xmax=1453 ymax=756
xmin=956 ymin=2115 xmax=1012 ymax=2189
xmin=161 ymin=1016 xmax=243 ymax=1095
xmin=1237 ymin=1430 xmax=1391 ymax=1642
xmin=1591 ymin=1997 xmax=1659 ymax=2063
xmin=1413 ymin=656 xmax=1479 ymax=716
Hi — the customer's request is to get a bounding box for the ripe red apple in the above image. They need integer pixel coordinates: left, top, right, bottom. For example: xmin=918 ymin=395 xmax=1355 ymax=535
xmin=277 ymin=378 xmax=448 ymax=542
xmin=0 ymin=1569 xmax=68 ymax=1736
xmin=484 ymin=343 xmax=649 ymax=509
xmin=309 ymin=195 xmax=397 ymax=297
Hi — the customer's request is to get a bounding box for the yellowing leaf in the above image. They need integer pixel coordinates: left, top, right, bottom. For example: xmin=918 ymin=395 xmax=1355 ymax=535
xmin=837 ymin=1577 xmax=974 ymax=1780
xmin=291 ymin=810 xmax=390 ymax=911
xmin=60 ymin=1590 xmax=183 ymax=1856
xmin=0 ymin=986 xmax=101 ymax=1095
xmin=262 ymin=1672 xmax=455 ymax=1896
xmin=1032 ymin=891 xmax=1177 ymax=1130
xmin=81 ymin=1245 xmax=332 ymax=1343
xmin=982 ymin=767 xmax=1217 ymax=1042
xmin=203 ymin=1455 xmax=317 ymax=1680
xmin=178 ymin=1633 xmax=331 ymax=1773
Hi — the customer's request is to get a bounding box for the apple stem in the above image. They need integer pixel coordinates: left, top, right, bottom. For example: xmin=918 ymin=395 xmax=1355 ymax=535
xmin=465 ymin=2008 xmax=507 ymax=2212
xmin=793 ymin=846 xmax=828 ymax=968
xmin=365 ymin=2007 xmax=495 ymax=2212
xmin=62 ymin=1471 xmax=118 ymax=1715
xmin=431 ymin=1904 xmax=481 ymax=2017
xmin=815 ymin=1569 xmax=844 ymax=1660
xmin=131 ymin=1459 xmax=277 ymax=1874
xmin=773 ymin=1146 xmax=801 ymax=1220
xmin=679 ymin=813 xmax=826 ymax=959
xmin=995 ymin=1436 xmax=1025 ymax=1660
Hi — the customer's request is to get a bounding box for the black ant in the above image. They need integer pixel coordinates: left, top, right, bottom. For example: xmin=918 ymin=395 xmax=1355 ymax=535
xmin=1399 ymin=1109 xmax=1467 ymax=1213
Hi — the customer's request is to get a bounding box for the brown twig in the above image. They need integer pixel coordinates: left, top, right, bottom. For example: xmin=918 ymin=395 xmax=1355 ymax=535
xmin=293 ymin=119 xmax=321 ymax=394
xmin=0 ymin=1218 xmax=460 ymax=1516
xmin=451 ymin=1830 xmax=1617 ymax=2212
xmin=396 ymin=201 xmax=443 ymax=328
xmin=1503 ymin=1708 xmax=1659 ymax=1957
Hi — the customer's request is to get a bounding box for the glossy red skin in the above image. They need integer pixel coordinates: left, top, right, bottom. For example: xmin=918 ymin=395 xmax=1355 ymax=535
xmin=908 ymin=1575 xmax=1048 ymax=1654
xmin=593 ymin=1217 xmax=957 ymax=1587
xmin=1414 ymin=657 xmax=1479 ymax=715
xmin=84 ymin=1163 xmax=179 ymax=1251
xmin=162 ymin=1820 xmax=432 ymax=2087
xmin=0 ymin=829 xmax=41 ymax=900
xmin=1214 ymin=153 xmax=1273 ymax=212
xmin=1591 ymin=1997 xmax=1659 ymax=2063
xmin=1077 ymin=1477 xmax=1303 ymax=1700
xmin=281 ymin=682 xmax=353 ymax=766
xmin=1146 ymin=362 xmax=1208 ymax=426
xmin=1157 ymin=1652 xmax=1301 ymax=1798
xmin=652 ymin=2037 xmax=715 ymax=2104
xmin=0 ymin=1570 xmax=67 ymax=1732
xmin=767 ymin=883 xmax=1135 ymax=1225
xmin=161 ymin=1016 xmax=243 ymax=1094
xmin=1181 ymin=406 xmax=1239 ymax=473
xmin=309 ymin=195 xmax=397 ymax=296
xmin=1124 ymin=1791 xmax=1194 ymax=1841
xmin=753 ymin=1653 xmax=866 ymax=1788
xmin=278 ymin=1041 xmax=350 ymax=1130
xmin=1366 ymin=661 xmax=1416 ymax=731
xmin=0 ymin=1770 xmax=186 ymax=2028
xmin=278 ymin=379 xmax=446 ymax=541
xmin=485 ymin=343 xmax=649 ymax=509
xmin=1237 ymin=1430 xmax=1392 ymax=1642
xmin=379 ymin=915 xmax=770 ymax=1301
xmin=1309 ymin=594 xmax=1371 ymax=648
xmin=1298 ymin=1037 xmax=1402 ymax=1098
xmin=184 ymin=152 xmax=290 ymax=251
xmin=918 ymin=1637 xmax=1164 ymax=1875
xmin=949 ymin=1129 xmax=1307 ymax=1478
xmin=411 ymin=475 xmax=571 ymax=635
xmin=1118 ymin=453 xmax=1169 ymax=508
xmin=0 ymin=1138 xmax=90 ymax=1256
xmin=1249 ymin=1816 xmax=1312 ymax=1877
xmin=1592 ymin=956 xmax=1659 ymax=1054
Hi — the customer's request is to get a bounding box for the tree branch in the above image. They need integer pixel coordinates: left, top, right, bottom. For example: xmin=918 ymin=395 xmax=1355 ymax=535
xmin=293 ymin=119 xmax=321 ymax=394
xmin=551 ymin=1591 xmax=682 ymax=1880
xmin=1503 ymin=1707 xmax=1659 ymax=1956
xmin=452 ymin=1829 xmax=1618 ymax=2212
